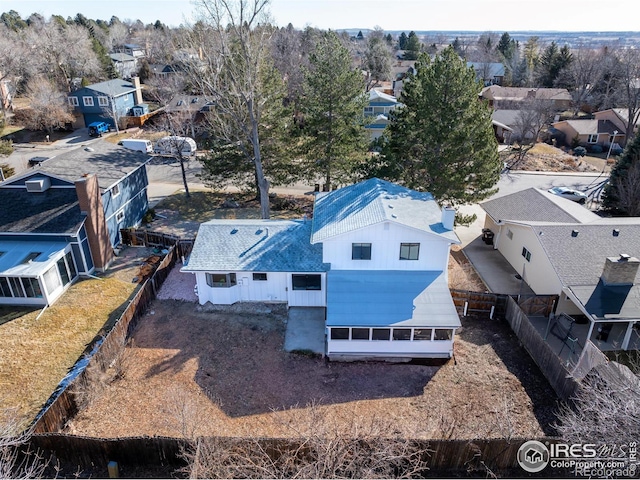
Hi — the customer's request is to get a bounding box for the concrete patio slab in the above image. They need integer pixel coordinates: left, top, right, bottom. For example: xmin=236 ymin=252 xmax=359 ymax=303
xmin=284 ymin=307 xmax=326 ymax=354
xmin=463 ymin=236 xmax=535 ymax=296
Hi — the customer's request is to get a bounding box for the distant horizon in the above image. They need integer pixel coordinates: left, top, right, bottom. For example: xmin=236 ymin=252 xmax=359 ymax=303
xmin=2 ymin=0 xmax=640 ymax=33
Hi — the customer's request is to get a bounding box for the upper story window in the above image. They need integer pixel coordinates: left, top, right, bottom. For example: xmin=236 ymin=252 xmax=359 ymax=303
xmin=111 ymin=184 xmax=120 ymax=198
xmin=399 ymin=243 xmax=420 ymax=260
xmin=68 ymin=96 xmax=79 ymax=106
xmin=352 ymin=243 xmax=372 ymax=260
xmin=82 ymin=96 xmax=94 ymax=107
xmin=98 ymin=96 xmax=109 ymax=107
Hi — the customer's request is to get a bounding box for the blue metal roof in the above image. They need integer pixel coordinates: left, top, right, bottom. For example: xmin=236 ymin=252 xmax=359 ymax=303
xmin=311 ymin=178 xmax=459 ymax=244
xmin=326 ymin=270 xmax=461 ymax=328
xmin=182 ymin=219 xmax=327 ymax=273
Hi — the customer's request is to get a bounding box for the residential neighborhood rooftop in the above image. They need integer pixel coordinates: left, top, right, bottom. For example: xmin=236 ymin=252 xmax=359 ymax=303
xmin=183 ymin=219 xmax=327 ymax=272
xmin=311 ymin=178 xmax=459 ymax=244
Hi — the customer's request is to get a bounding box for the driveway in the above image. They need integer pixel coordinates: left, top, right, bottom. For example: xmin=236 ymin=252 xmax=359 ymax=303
xmin=284 ymin=307 xmax=326 ymax=354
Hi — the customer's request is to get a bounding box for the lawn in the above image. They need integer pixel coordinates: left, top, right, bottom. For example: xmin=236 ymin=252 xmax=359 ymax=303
xmin=0 ymin=277 xmax=136 ymax=431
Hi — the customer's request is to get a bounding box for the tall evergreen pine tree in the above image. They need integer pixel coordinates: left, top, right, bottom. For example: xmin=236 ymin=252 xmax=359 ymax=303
xmin=602 ymin=131 xmax=640 ymax=216
xmin=378 ymin=47 xmax=501 ymax=205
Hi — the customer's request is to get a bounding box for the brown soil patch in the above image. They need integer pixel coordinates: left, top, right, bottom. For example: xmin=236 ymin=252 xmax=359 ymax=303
xmin=65 ymin=300 xmax=557 ymax=440
xmin=502 ymin=143 xmax=607 ymax=173
xmin=448 ymin=245 xmax=487 ymax=292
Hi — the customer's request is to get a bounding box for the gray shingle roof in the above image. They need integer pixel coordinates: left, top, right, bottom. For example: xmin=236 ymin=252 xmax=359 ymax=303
xmin=85 ymin=79 xmax=136 ymax=96
xmin=0 ymin=188 xmax=84 ymax=234
xmin=311 ymin=178 xmax=459 ymax=244
xmin=182 ymin=220 xmax=327 ymax=272
xmin=35 ymin=142 xmax=149 ymax=191
xmin=481 ymin=188 xmax=599 ymax=224
xmin=536 ymin=223 xmax=640 ymax=287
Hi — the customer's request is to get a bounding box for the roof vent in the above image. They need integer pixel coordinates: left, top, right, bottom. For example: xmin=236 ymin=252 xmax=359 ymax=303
xmin=25 ymin=177 xmax=51 ymax=193
xmin=613 ymin=229 xmax=620 ymax=237
xmin=571 ymin=229 xmax=579 ymax=237
xmin=230 ymin=228 xmax=238 ymax=234
xmin=620 ymin=253 xmax=631 ymax=262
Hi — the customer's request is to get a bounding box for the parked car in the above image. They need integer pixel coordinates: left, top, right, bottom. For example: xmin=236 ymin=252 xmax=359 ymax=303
xmin=87 ymin=122 xmax=111 ymax=137
xmin=28 ymin=156 xmax=49 ymax=167
xmin=548 ymin=186 xmax=588 ymax=204
xmin=118 ymin=138 xmax=153 ymax=153
xmin=154 ymin=136 xmax=197 ymax=157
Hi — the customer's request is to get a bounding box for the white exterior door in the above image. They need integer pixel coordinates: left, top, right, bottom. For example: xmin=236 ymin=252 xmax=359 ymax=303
xmin=240 ymin=276 xmax=250 ymax=301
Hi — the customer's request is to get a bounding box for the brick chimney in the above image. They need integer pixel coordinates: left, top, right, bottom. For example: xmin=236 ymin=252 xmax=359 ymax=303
xmin=132 ymin=76 xmax=143 ymax=105
xmin=75 ymin=174 xmax=113 ymax=271
xmin=601 ymin=254 xmax=640 ymax=286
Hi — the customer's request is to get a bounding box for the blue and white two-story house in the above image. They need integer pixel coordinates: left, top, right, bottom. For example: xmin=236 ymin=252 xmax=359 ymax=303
xmin=364 ymin=89 xmax=402 ymax=141
xmin=183 ymin=178 xmax=461 ymax=360
xmin=0 ymin=142 xmax=150 ymax=307
xmin=67 ymin=78 xmax=143 ymax=129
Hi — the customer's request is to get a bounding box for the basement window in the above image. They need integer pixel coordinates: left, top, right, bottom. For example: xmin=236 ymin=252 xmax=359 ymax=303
xmin=206 ymin=273 xmax=237 ymax=288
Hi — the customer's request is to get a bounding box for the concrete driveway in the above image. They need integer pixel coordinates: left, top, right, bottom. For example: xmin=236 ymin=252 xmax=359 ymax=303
xmin=284 ymin=307 xmax=326 ymax=355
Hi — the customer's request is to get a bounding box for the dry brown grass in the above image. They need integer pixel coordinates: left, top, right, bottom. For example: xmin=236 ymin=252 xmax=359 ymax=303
xmin=0 ymin=277 xmax=136 ymax=430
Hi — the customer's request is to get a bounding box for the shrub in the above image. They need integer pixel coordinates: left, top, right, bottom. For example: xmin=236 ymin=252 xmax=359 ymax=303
xmin=142 ymin=208 xmax=156 ymax=224
xmin=0 ymin=140 xmax=12 ymax=156
xmin=574 ymin=146 xmax=587 ymax=157
xmin=611 ymin=145 xmax=624 ymax=156
xmin=588 ymin=144 xmax=603 ymax=154
xmin=0 ymin=163 xmax=14 ymax=179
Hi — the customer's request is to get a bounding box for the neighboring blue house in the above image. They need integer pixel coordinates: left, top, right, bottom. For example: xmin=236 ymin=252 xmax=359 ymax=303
xmin=0 ymin=142 xmax=150 ymax=306
xmin=68 ymin=79 xmax=143 ymax=129
xmin=364 ymin=89 xmax=402 ymax=141
xmin=183 ymin=178 xmax=461 ymax=360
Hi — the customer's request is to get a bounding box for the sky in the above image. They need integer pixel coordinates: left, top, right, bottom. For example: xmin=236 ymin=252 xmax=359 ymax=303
xmin=2 ymin=0 xmax=639 ymax=32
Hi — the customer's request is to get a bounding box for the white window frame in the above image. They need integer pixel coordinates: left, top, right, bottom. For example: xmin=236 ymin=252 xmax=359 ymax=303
xmin=68 ymin=96 xmax=79 ymax=106
xmin=111 ymin=184 xmax=120 ymax=198
xmin=82 ymin=96 xmax=94 ymax=107
xmin=115 ymin=209 xmax=125 ymax=223
xmin=587 ymin=134 xmax=598 ymax=144
xmin=98 ymin=96 xmax=109 ymax=107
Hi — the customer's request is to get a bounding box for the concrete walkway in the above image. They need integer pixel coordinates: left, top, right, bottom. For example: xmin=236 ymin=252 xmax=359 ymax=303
xmin=463 ymin=236 xmax=535 ymax=296
xmin=284 ymin=307 xmax=326 ymax=354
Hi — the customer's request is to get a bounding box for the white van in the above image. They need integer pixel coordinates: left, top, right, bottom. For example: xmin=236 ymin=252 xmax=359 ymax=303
xmin=154 ymin=136 xmax=197 ymax=157
xmin=119 ymin=139 xmax=153 ymax=153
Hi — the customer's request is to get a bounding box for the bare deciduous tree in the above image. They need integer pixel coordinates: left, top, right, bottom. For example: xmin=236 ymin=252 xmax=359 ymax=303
xmin=612 ymin=47 xmax=640 ymax=142
xmin=555 ymin=361 xmax=640 ymax=444
xmin=181 ymin=402 xmax=431 ymax=479
xmin=19 ymin=76 xmax=74 ymax=133
xmin=0 ymin=408 xmax=48 ymax=479
xmin=184 ymin=0 xmax=275 ymax=219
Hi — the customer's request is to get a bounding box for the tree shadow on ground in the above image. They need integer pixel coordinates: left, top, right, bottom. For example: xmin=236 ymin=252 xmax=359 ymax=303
xmin=456 ymin=315 xmax=559 ymax=436
xmin=137 ymin=301 xmax=439 ymax=418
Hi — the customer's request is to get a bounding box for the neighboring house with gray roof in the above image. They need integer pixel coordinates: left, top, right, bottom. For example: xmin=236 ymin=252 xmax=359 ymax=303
xmin=552 ymin=118 xmax=622 ymax=149
xmin=481 ymin=188 xmax=640 ymax=352
xmin=480 ymin=85 xmax=572 ymax=110
xmin=467 ymin=62 xmax=505 ymax=86
xmin=594 ymin=108 xmax=640 ymax=146
xmin=364 ymin=90 xmax=402 ymax=141
xmin=68 ymin=78 xmax=144 ymax=129
xmin=109 ymin=52 xmax=138 ymax=79
xmin=183 ymin=178 xmax=462 ymax=360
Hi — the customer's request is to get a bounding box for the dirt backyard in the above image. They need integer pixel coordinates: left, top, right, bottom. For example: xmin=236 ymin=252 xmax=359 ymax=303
xmin=65 ymin=295 xmax=558 ymax=440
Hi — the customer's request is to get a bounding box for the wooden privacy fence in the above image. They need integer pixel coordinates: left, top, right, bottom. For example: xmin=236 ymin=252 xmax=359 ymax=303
xmin=450 ymin=290 xmax=558 ymax=320
xmin=120 ymin=228 xmax=194 ymax=259
xmin=505 ymin=296 xmax=579 ymax=400
xmin=28 ymin=433 xmax=562 ymax=475
xmin=31 ymin=245 xmax=180 ymax=434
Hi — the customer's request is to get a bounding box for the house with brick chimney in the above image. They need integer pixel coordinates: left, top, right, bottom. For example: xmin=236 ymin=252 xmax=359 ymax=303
xmin=481 ymin=187 xmax=640 ymax=352
xmin=0 ymin=142 xmax=150 ymax=306
xmin=183 ymin=178 xmax=461 ymax=360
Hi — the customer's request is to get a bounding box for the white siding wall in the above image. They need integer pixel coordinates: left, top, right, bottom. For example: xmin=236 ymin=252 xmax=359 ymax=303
xmin=195 ymin=271 xmax=326 ymax=307
xmin=327 ymin=338 xmax=454 ymax=358
xmin=321 ymin=222 xmax=450 ymax=271
xmin=494 ymin=222 xmax=562 ymax=295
